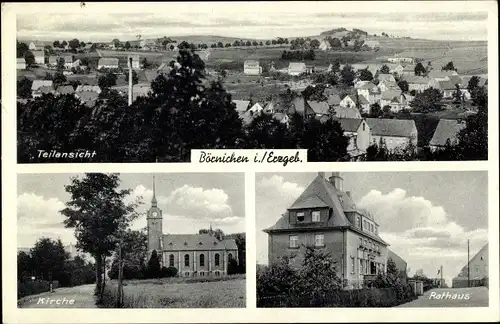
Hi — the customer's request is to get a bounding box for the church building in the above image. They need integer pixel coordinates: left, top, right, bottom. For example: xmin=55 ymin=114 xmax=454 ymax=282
xmin=147 ymin=176 xmax=239 ymax=277
xmin=264 ymin=172 xmax=389 ymax=289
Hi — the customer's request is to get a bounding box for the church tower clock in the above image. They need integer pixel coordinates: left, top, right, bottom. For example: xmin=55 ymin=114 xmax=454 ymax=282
xmin=147 ymin=175 xmax=163 ymax=255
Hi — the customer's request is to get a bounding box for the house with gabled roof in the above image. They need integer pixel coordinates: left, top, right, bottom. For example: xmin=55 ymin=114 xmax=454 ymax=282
xmin=376 ymin=74 xmax=396 ymax=83
xmin=244 ymin=60 xmax=262 ymax=75
xmin=232 ymin=100 xmax=251 ymax=113
xmin=31 ymin=80 xmax=53 ymax=98
xmin=147 ymin=176 xmax=238 ymax=277
xmin=401 ymin=64 xmax=416 ymax=76
xmin=378 ymin=79 xmax=399 ymax=93
xmin=98 ymin=57 xmax=119 ymax=69
xmin=331 ymin=106 xmax=362 ymax=119
xmin=366 ymin=118 xmax=418 ymax=151
xmin=55 ymin=85 xmax=75 ymax=96
xmin=288 ymin=62 xmax=307 ymax=76
xmin=429 ymin=119 xmax=466 ymax=152
xmin=452 ymin=243 xmax=488 ymax=288
xmin=380 ymin=90 xmax=406 ymax=111
xmin=32 ymin=51 xmax=45 ymax=65
xmin=319 ymin=39 xmax=332 ymax=51
xmin=264 ymin=172 xmax=389 ymax=289
xmin=340 ymin=95 xmax=357 ymax=109
xmin=307 ymin=100 xmax=330 ymax=117
xmin=428 ymin=70 xmax=458 ymax=81
xmin=335 ymin=118 xmax=371 ymax=155
xmin=17 ymin=58 xmax=26 ymax=70
xmin=436 ymin=80 xmax=457 ymax=98
xmin=404 ymin=75 xmax=431 ymax=93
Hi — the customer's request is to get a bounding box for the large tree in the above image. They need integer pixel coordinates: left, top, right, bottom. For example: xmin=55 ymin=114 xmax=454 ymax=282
xmin=124 ymin=70 xmax=139 ymax=85
xmin=340 ymin=64 xmax=356 ymax=87
xmin=17 ymin=77 xmax=33 ymax=99
xmin=358 ymin=68 xmax=373 ymax=81
xmin=30 ymin=238 xmax=70 ymax=282
xmin=98 ymin=71 xmax=118 ymax=89
xmin=68 ymin=38 xmax=81 ymax=51
xmin=409 ymin=87 xmax=443 ymax=112
xmin=60 ymin=173 xmax=142 ymax=302
xmin=414 ymin=62 xmax=426 ymax=76
xmin=17 ymin=41 xmax=29 ymax=58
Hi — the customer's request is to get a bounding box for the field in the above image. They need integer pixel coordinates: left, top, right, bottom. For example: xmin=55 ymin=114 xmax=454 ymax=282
xmin=100 ymin=275 xmax=246 ymax=308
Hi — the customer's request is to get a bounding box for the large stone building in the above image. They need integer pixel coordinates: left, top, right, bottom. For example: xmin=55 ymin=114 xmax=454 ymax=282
xmin=147 ymin=176 xmax=238 ymax=277
xmin=264 ymin=172 xmax=389 ymax=289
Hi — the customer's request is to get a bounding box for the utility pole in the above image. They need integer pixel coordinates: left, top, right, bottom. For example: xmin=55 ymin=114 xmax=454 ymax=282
xmin=116 ymin=238 xmax=124 ymax=308
xmin=467 ymin=239 xmax=470 ymax=288
xmin=440 ymin=265 xmax=443 ymax=288
xmin=128 ymin=57 xmax=133 ymax=106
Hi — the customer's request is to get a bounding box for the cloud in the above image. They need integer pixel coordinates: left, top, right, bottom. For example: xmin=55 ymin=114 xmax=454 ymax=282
xmin=17 ymin=193 xmax=75 ymax=247
xmin=257 ymin=175 xmax=304 ymax=201
xmin=356 ymin=189 xmax=488 ymax=284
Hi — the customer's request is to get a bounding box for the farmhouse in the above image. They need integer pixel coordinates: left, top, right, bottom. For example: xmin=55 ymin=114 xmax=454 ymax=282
xmin=366 ymin=118 xmax=418 ymax=151
xmin=308 ymin=100 xmax=330 ymax=117
xmin=32 ymin=51 xmax=45 ymax=65
xmin=288 ymin=62 xmax=307 ymax=76
xmin=31 ymin=80 xmax=53 ymax=98
xmin=243 ymin=60 xmax=262 ymax=75
xmin=319 ymin=39 xmax=332 ymax=51
xmin=128 ymin=55 xmax=140 ymax=69
xmin=452 ymin=243 xmax=488 ymax=288
xmin=436 ymin=80 xmax=456 ymax=98
xmin=404 ymin=75 xmax=431 ymax=93
xmin=380 ymin=90 xmax=404 ymax=109
xmin=377 ymin=79 xmax=399 ymax=93
xmin=401 ymin=64 xmax=416 ymax=76
xmin=357 ymin=95 xmax=370 ymax=113
xmin=264 ymin=172 xmax=389 ymax=289
xmin=340 ymin=95 xmax=357 ymax=109
xmin=16 ymin=58 xmax=26 ymax=70
xmin=331 ymin=106 xmax=362 ymax=119
xmin=355 ymin=81 xmax=380 ymax=104
xmin=429 ymin=119 xmax=466 ymax=152
xmin=336 ymin=118 xmax=371 ymax=154
xmin=98 ymin=57 xmax=119 ymax=69
xmin=147 ymin=177 xmax=238 ymax=277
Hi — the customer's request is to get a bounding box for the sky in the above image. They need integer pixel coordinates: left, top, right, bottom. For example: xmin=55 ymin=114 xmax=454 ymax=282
xmin=12 ymin=2 xmax=489 ymax=42
xmin=17 ymin=173 xmax=245 ymax=249
xmin=255 ymin=172 xmax=489 ymax=285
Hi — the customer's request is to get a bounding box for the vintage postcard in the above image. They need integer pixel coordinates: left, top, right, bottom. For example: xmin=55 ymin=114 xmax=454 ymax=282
xmin=2 ymin=1 xmax=499 ymax=323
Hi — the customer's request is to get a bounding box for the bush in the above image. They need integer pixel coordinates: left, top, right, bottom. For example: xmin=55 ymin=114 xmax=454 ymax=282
xmin=18 ymin=280 xmax=60 ymax=299
xmin=160 ymin=266 xmax=178 ymax=278
xmin=227 ymin=259 xmax=238 ymax=275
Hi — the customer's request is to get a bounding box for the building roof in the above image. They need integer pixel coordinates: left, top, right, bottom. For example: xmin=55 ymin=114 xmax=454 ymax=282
xmin=447 ymin=75 xmax=462 ymax=85
xmin=331 ymin=106 xmax=362 ymax=119
xmin=76 ymin=91 xmax=99 ymax=107
xmin=355 ymin=81 xmax=377 ymax=90
xmin=429 ymin=119 xmax=466 ymax=147
xmin=31 ymin=80 xmax=53 ymax=91
xmin=387 ymin=249 xmax=407 ymax=271
xmin=264 ymin=173 xmax=388 ymax=245
xmin=438 ymin=80 xmax=456 ymax=90
xmin=60 ymin=55 xmax=73 ymax=62
xmin=244 ymin=60 xmax=260 ymax=67
xmin=404 ymin=75 xmax=430 ymax=84
xmin=76 ymin=85 xmax=102 ymax=94
xmin=358 ymin=94 xmax=369 ymax=105
xmin=162 ymin=233 xmax=238 ymax=251
xmin=327 ymin=94 xmax=341 ymax=106
xmin=48 ymin=56 xmax=59 ymax=63
xmin=454 ymin=243 xmax=488 ymax=279
xmin=232 ymin=100 xmax=250 ymax=112
xmin=288 ymin=62 xmax=306 ymax=71
xmin=273 ymin=112 xmax=288 ymax=123
xmin=377 ymin=74 xmax=396 ymax=82
xmin=379 ymin=80 xmax=399 ymax=89
xmin=98 ymin=57 xmax=119 ymax=66
xmin=288 ymin=97 xmax=315 ymax=116
xmin=402 ymin=64 xmax=416 ymax=72
xmin=38 ymin=86 xmax=54 ymax=94
xmin=381 ymin=90 xmax=402 ymax=101
xmin=428 ymin=70 xmax=457 ymax=78
xmin=335 ymin=118 xmax=363 ymax=132
xmin=366 ymin=118 xmax=417 ymax=138
xmin=307 ymin=100 xmax=330 ymax=115
xmin=56 ymin=85 xmax=75 ymax=95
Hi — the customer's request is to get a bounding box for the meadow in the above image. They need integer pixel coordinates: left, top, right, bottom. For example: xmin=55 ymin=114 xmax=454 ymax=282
xmin=100 ymin=275 xmax=246 ymax=308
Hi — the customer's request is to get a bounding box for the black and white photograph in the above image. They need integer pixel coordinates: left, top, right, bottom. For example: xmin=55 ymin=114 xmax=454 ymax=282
xmin=256 ymin=171 xmax=489 ymax=307
xmin=14 ymin=2 xmax=488 ymax=163
xmin=17 ymin=173 xmax=246 ymax=308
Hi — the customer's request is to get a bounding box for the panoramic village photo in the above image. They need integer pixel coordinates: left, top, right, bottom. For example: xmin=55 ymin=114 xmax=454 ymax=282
xmin=256 ymin=171 xmax=489 ymax=307
xmin=15 ymin=3 xmax=488 ymax=163
xmin=17 ymin=173 xmax=246 ymax=308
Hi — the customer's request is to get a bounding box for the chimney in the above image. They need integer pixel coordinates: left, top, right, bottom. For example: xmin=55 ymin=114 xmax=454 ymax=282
xmin=318 ymin=172 xmax=325 ymax=179
xmin=329 ymin=172 xmax=343 ymax=191
xmin=128 ymin=57 xmax=133 ymax=106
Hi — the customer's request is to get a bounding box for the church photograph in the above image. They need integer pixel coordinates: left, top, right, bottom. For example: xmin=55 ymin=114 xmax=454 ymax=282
xmin=16 ymin=172 xmax=246 ymax=308
xmin=256 ymin=171 xmax=488 ymax=308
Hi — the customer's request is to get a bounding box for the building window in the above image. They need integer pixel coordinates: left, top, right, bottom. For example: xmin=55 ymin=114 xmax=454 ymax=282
xmin=359 ymin=258 xmax=363 ymax=274
xmin=362 ymin=123 xmax=365 ymax=131
xmin=355 ymin=216 xmax=361 ymax=228
xmin=314 ymin=234 xmax=325 ymax=247
xmin=184 ymin=254 xmax=190 ymax=267
xmin=169 ymin=254 xmax=174 ymax=267
xmin=215 ymin=253 xmax=220 ymax=266
xmin=297 ymin=212 xmax=305 ymax=222
xmin=289 ymin=235 xmax=299 ymax=248
xmin=359 ymin=238 xmax=363 ymax=247
xmin=199 ymin=254 xmax=205 ymax=267
xmin=351 ymin=257 xmax=355 ymax=274
xmin=312 ymin=211 xmax=320 ymax=222
xmin=370 ymin=224 xmax=374 ymax=233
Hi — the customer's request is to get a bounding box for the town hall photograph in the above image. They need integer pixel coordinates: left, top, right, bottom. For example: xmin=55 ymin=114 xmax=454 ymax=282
xmin=17 ymin=172 xmax=246 ymax=308
xmin=256 ymin=171 xmax=489 ymax=307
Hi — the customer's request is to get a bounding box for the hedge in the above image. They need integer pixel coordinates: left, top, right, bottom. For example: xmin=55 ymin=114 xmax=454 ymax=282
xmin=18 ymin=280 xmax=60 ymax=299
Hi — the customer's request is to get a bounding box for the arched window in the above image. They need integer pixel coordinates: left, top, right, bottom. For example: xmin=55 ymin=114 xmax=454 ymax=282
xmin=215 ymin=253 xmax=220 ymax=266
xmin=199 ymin=254 xmax=205 ymax=267
xmin=184 ymin=254 xmax=190 ymax=267
xmin=362 ymin=122 xmax=365 ymax=131
xmin=228 ymin=253 xmax=233 ymax=261
xmin=169 ymin=254 xmax=175 ymax=267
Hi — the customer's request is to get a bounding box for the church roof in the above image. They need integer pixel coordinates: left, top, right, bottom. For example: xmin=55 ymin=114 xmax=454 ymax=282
xmin=162 ymin=233 xmax=238 ymax=251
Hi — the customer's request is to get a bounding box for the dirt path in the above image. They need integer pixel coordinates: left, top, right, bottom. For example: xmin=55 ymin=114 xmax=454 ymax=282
xmin=18 ymin=284 xmax=97 ymax=308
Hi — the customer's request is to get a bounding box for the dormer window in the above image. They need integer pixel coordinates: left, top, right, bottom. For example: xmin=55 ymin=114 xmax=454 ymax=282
xmin=297 ymin=212 xmax=305 ymax=222
xmin=184 ymin=242 xmax=188 ymax=246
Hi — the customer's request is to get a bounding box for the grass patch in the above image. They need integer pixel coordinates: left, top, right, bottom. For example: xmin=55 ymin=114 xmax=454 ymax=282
xmin=99 ymin=275 xmax=246 ymax=308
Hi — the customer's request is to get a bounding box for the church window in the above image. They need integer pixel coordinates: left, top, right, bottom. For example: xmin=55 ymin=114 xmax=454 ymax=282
xmin=200 ymin=254 xmax=205 ymax=267
xmin=184 ymin=254 xmax=190 ymax=267
xmin=215 ymin=253 xmax=220 ymax=266
xmin=169 ymin=254 xmax=174 ymax=267
xmin=228 ymin=253 xmax=233 ymax=261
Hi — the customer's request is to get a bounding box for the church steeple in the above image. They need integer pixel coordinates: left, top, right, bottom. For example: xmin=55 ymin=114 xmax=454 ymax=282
xmin=151 ymin=174 xmax=157 ymax=207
